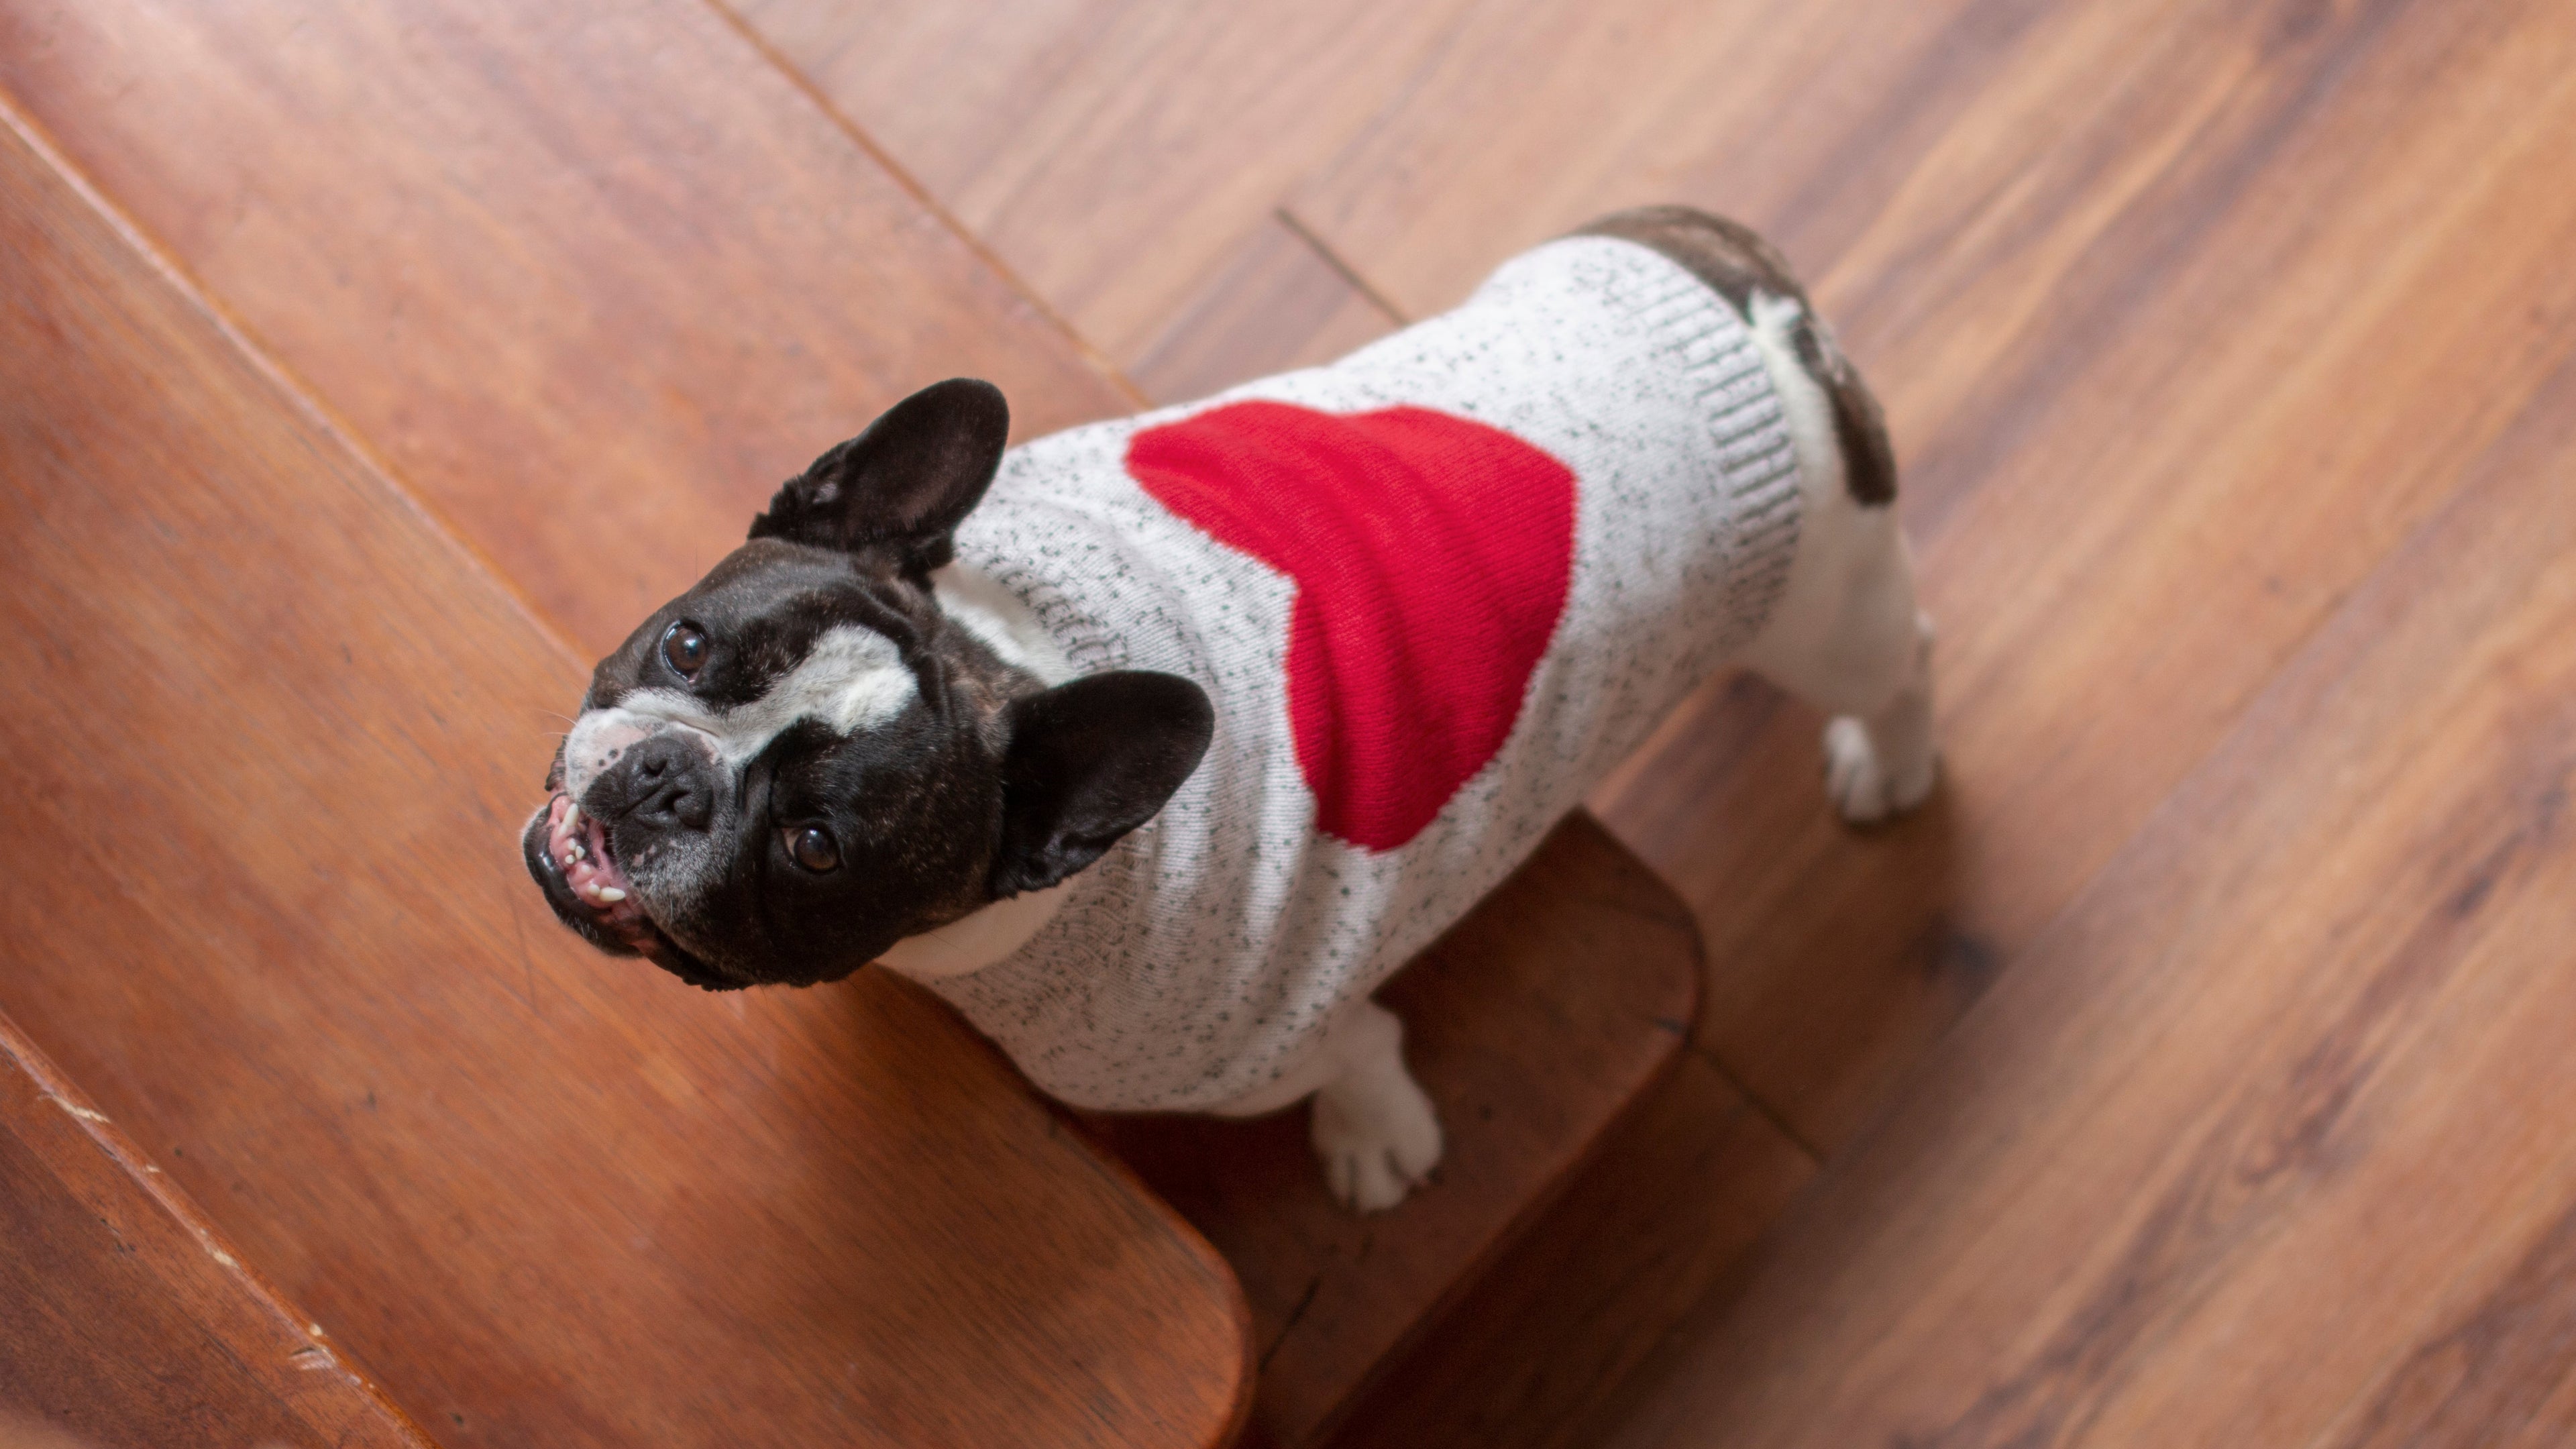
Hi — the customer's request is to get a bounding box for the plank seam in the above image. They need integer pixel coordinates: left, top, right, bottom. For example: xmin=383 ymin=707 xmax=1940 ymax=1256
xmin=0 ymin=85 xmax=585 ymax=681
xmin=1275 ymin=205 xmax=1415 ymax=329
xmin=1684 ymin=1043 xmax=1823 ymax=1163
xmin=699 ymin=0 xmax=1153 ymax=412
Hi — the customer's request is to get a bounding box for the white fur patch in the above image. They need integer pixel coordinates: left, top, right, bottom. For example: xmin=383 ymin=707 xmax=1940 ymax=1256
xmin=876 ymin=881 xmax=1073 ymax=980
xmin=1744 ymin=291 xmax=1843 ymax=508
xmin=1737 ymin=289 xmax=1922 ymax=714
xmin=932 ymin=563 xmax=1073 ymax=684
xmin=562 ymin=625 xmax=915 ymax=799
xmin=1306 ymin=1001 xmax=1442 ymax=1212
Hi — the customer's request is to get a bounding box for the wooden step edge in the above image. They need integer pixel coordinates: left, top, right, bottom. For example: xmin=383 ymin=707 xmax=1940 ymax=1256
xmin=936 ymin=1006 xmax=1264 ymax=1448
xmin=1 ymin=1008 xmax=437 ymax=1448
xmin=0 ymin=80 xmax=1256 ymax=1446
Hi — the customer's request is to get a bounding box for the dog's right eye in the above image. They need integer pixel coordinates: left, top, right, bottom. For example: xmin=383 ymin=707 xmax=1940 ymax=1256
xmin=661 ymin=621 xmax=710 ymax=681
xmin=787 ymin=825 xmax=841 ymax=873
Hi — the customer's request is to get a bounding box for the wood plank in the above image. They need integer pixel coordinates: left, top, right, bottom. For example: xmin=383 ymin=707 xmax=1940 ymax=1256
xmin=0 ymin=1012 xmax=431 ymax=1449
xmin=1592 ymin=235 xmax=2576 ymax=1448
xmin=0 ymin=99 xmax=1245 ymax=1449
xmin=1296 ymin=0 xmax=2576 ymax=1148
xmin=0 ymin=0 xmax=1135 ymax=658
xmin=723 ymin=0 xmax=1471 ymax=366
xmin=1093 ymin=814 xmax=1702 ymax=1448
xmin=2328 ymin=1197 xmax=2576 ymax=1449
xmin=1288 ymin=0 xmax=2070 ymax=323
xmin=1130 ymin=213 xmax=1401 ymax=405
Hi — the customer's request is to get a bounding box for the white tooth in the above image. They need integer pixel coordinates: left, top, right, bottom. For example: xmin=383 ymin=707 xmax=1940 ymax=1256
xmin=596 ymin=888 xmax=627 ymax=903
xmin=566 ymin=804 xmax=582 ymax=828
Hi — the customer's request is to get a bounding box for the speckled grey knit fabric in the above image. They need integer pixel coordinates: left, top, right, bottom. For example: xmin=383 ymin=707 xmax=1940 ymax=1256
xmin=936 ymin=236 xmax=1802 ymax=1112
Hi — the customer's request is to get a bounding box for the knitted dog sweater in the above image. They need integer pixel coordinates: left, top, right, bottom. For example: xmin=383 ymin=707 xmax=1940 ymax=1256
xmin=935 ymin=235 xmax=1804 ymax=1112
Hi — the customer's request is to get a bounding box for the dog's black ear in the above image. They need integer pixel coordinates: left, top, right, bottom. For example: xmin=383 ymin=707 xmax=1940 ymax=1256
xmin=991 ymin=671 xmax=1214 ymax=898
xmin=749 ymin=378 xmax=1010 ymax=574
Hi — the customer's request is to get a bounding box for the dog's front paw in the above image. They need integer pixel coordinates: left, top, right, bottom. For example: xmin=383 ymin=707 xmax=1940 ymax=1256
xmin=1311 ymin=1067 xmax=1444 ymax=1214
xmin=1824 ymin=716 xmax=1937 ymax=824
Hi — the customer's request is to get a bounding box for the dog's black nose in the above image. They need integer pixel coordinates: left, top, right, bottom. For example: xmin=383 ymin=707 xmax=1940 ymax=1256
xmin=615 ymin=733 xmax=716 ymax=832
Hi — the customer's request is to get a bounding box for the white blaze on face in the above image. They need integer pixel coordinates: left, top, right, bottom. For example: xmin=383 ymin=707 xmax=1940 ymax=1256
xmin=561 ymin=625 xmax=918 ymax=801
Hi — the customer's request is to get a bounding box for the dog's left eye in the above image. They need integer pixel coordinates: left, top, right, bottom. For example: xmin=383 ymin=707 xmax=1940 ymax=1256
xmin=661 ymin=621 xmax=709 ymax=680
xmin=786 ymin=824 xmax=840 ymax=873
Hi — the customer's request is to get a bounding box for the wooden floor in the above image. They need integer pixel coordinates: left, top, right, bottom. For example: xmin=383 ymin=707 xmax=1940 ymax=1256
xmin=11 ymin=0 xmax=2576 ymax=1442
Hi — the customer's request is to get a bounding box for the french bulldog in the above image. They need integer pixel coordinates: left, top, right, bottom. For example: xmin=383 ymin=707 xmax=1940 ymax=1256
xmin=523 ymin=207 xmax=1935 ymax=1211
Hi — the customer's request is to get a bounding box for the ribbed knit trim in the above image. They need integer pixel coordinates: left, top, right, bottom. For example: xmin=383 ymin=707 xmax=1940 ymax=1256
xmin=1611 ymin=258 xmax=1805 ymax=649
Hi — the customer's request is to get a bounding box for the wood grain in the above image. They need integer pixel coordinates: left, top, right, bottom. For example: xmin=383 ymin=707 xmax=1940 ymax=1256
xmin=0 ymin=1012 xmax=431 ymax=1449
xmin=723 ymin=0 xmax=1471 ymax=366
xmin=0 ymin=97 xmax=1244 ymax=1449
xmin=0 ymin=0 xmax=1134 ymax=658
xmin=1296 ymin=0 xmax=2576 ymax=1150
xmin=1287 ymin=0 xmax=2055 ymax=323
xmin=1597 ymin=215 xmax=2576 ymax=1449
xmin=1093 ymin=814 xmax=1703 ymax=1447
xmin=1130 ymin=213 xmax=1401 ymax=406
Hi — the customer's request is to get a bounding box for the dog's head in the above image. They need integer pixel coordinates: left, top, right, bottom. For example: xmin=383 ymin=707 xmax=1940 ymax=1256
xmin=521 ymin=379 xmax=1214 ymax=989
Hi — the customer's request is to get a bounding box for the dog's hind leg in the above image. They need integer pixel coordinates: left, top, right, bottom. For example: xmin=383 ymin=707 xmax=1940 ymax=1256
xmin=1741 ymin=441 xmax=1938 ymax=824
xmin=1807 ymin=580 xmax=1937 ymax=825
xmin=1728 ymin=290 xmax=1937 ymax=824
xmin=1576 ymin=205 xmax=1934 ymax=822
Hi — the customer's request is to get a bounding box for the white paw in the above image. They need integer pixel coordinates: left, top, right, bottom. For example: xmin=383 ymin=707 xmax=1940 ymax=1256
xmin=1311 ymin=1069 xmax=1444 ymax=1214
xmin=1824 ymin=716 xmax=1937 ymax=824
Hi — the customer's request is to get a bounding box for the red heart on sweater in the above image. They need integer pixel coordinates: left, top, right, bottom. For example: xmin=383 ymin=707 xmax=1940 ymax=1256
xmin=1128 ymin=401 xmax=1577 ymax=852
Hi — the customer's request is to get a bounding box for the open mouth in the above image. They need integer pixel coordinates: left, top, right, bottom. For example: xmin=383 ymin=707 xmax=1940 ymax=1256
xmin=539 ymin=791 xmax=652 ymax=941
xmin=523 ymin=785 xmax=847 ymax=993
xmin=522 ymin=762 xmax=741 ymax=991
